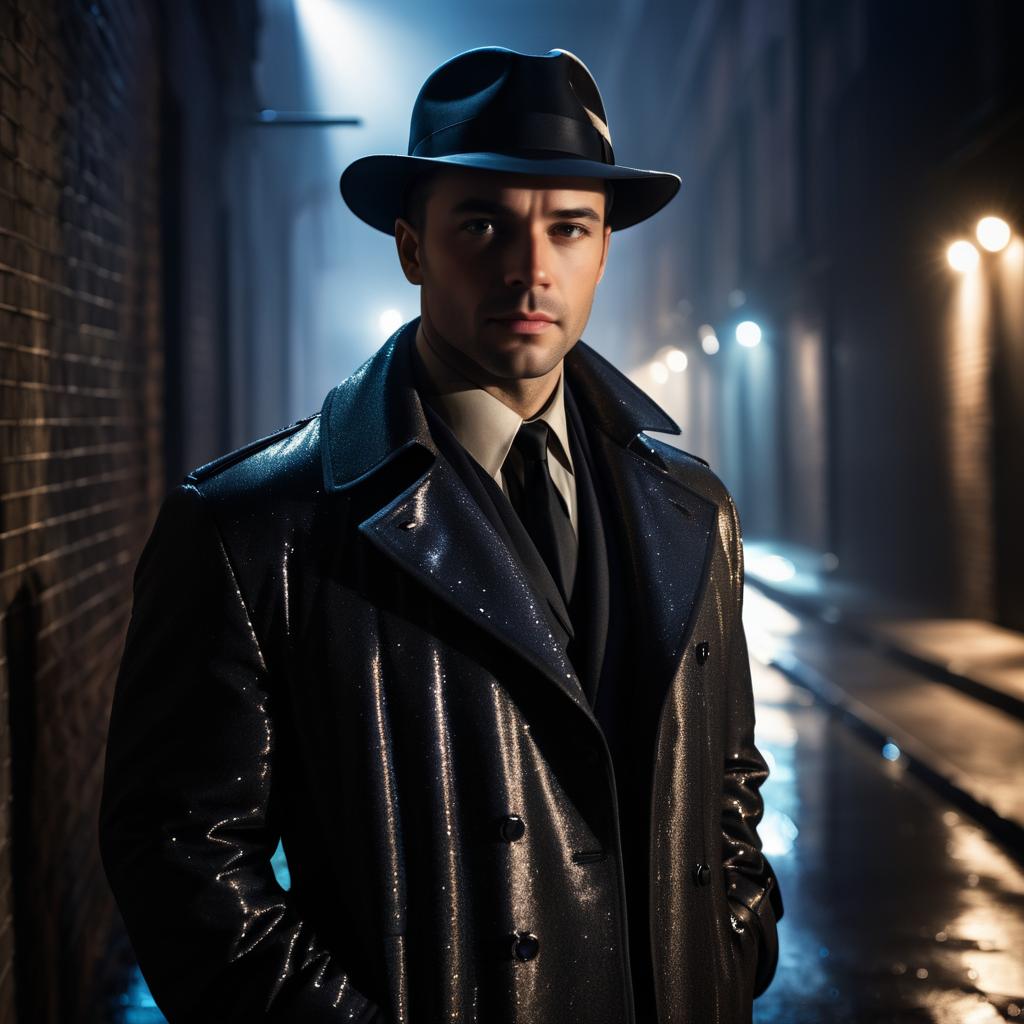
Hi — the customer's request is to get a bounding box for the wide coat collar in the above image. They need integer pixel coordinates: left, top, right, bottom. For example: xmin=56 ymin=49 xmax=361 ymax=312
xmin=320 ymin=316 xmax=717 ymax=738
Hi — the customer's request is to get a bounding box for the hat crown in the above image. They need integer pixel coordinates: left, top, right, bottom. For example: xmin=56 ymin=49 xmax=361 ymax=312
xmin=407 ymin=47 xmax=614 ymax=165
xmin=337 ymin=45 xmax=682 ymax=234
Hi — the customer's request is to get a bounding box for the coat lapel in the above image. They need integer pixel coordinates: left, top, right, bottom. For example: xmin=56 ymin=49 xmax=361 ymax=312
xmin=563 ymin=336 xmax=719 ymax=711
xmin=589 ymin=428 xmax=718 ymax=700
xmin=358 ymin=455 xmax=589 ymax=709
xmin=320 ymin=316 xmax=715 ymax=731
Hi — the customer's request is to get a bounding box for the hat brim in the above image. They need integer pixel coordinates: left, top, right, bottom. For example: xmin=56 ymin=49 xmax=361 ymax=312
xmin=339 ymin=152 xmax=681 ymax=234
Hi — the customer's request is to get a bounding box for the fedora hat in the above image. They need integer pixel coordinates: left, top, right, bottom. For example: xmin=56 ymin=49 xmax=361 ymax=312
xmin=339 ymin=46 xmax=681 ymax=234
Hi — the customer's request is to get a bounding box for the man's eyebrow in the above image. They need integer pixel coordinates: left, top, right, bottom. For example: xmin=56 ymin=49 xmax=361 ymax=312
xmin=448 ymin=198 xmax=603 ymax=222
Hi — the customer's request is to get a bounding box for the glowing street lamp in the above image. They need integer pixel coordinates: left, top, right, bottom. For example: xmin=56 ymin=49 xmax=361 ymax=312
xmin=736 ymin=320 xmax=762 ymax=347
xmin=946 ymin=240 xmax=980 ymax=273
xmin=379 ymin=308 xmax=403 ymax=335
xmin=975 ymin=216 xmax=1011 ymax=253
xmin=697 ymin=323 xmax=720 ymax=354
xmin=665 ymin=347 xmax=688 ymax=372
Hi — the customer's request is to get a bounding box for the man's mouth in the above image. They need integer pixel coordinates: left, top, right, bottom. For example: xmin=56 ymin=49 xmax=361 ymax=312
xmin=489 ymin=312 xmax=558 ymax=333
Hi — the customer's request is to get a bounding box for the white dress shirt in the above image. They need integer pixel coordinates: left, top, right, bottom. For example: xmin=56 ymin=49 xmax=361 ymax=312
xmin=413 ymin=325 xmax=578 ymax=536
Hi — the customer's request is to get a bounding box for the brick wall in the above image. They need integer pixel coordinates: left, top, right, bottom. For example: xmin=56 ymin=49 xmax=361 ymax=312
xmin=1 ymin=0 xmax=262 ymax=1012
xmin=0 ymin=0 xmax=162 ymax=1019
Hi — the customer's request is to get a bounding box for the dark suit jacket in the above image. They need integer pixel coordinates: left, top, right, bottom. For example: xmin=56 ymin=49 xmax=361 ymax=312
xmin=99 ymin=315 xmax=783 ymax=1023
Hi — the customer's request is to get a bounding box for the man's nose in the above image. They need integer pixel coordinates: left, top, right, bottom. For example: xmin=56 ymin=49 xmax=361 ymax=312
xmin=502 ymin=227 xmax=551 ymax=289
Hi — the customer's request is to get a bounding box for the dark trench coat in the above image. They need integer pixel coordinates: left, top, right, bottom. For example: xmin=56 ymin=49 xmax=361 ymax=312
xmin=99 ymin=316 xmax=784 ymax=1023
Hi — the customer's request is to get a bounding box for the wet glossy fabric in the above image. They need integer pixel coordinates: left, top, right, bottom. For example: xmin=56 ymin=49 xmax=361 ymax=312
xmin=418 ymin=394 xmax=574 ymax=652
xmin=98 ymin=316 xmax=784 ymax=1023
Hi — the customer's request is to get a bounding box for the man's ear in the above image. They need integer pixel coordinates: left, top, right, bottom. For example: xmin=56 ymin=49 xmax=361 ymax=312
xmin=596 ymin=223 xmax=612 ymax=284
xmin=395 ymin=217 xmax=423 ymax=285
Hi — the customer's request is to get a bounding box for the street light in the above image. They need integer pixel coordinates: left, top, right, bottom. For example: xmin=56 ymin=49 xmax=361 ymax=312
xmin=947 ymin=240 xmax=980 ymax=273
xmin=736 ymin=320 xmax=762 ymax=347
xmin=379 ymin=309 xmax=403 ymax=335
xmin=697 ymin=323 xmax=720 ymax=354
xmin=975 ymin=216 xmax=1011 ymax=253
xmin=665 ymin=348 xmax=688 ymax=372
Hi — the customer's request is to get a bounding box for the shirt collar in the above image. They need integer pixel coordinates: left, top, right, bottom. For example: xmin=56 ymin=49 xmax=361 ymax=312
xmin=412 ymin=323 xmax=575 ymax=481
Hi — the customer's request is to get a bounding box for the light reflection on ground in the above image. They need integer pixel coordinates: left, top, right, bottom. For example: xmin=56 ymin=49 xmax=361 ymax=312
xmin=745 ymin=587 xmax=1024 ymax=1023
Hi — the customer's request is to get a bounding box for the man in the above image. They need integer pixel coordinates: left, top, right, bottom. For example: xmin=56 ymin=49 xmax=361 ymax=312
xmin=99 ymin=45 xmax=783 ymax=1023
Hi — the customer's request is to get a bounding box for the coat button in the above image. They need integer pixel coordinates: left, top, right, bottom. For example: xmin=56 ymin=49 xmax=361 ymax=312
xmin=498 ymin=814 xmax=526 ymax=842
xmin=511 ymin=931 xmax=540 ymax=961
xmin=695 ymin=641 xmax=710 ymax=665
xmin=693 ymin=862 xmax=711 ymax=886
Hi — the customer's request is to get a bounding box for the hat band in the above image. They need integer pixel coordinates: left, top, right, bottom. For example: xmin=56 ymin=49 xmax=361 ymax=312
xmin=410 ymin=111 xmax=615 ymax=165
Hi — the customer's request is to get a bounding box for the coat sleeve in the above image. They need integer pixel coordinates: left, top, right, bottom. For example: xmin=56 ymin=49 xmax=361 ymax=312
xmin=718 ymin=490 xmax=785 ymax=999
xmin=98 ymin=482 xmax=386 ymax=1023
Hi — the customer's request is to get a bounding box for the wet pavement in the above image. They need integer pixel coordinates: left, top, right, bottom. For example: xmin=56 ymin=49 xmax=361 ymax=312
xmin=746 ymin=590 xmax=1024 ymax=1023
xmin=106 ymin=586 xmax=1024 ymax=1023
xmin=743 ymin=539 xmax=1024 ymax=856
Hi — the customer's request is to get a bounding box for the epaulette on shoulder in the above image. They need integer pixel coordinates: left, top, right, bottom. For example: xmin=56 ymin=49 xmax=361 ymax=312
xmin=184 ymin=412 xmax=319 ymax=484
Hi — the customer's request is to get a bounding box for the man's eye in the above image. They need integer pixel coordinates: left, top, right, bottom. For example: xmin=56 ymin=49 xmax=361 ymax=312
xmin=461 ymin=220 xmax=590 ymax=239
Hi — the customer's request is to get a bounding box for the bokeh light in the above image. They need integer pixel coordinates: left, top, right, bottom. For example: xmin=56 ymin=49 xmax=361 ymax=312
xmin=947 ymin=239 xmax=980 ymax=272
xmin=975 ymin=216 xmax=1011 ymax=253
xmin=736 ymin=319 xmax=763 ymax=347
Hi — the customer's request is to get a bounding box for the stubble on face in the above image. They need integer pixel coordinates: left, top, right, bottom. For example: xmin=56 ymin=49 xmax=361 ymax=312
xmin=395 ymin=167 xmax=611 ymax=418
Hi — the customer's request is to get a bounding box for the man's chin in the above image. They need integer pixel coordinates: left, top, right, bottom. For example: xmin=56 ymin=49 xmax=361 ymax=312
xmin=482 ymin=342 xmax=566 ymax=380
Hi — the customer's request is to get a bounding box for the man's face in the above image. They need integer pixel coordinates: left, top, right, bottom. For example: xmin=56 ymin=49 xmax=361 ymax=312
xmin=395 ymin=167 xmax=612 ymax=382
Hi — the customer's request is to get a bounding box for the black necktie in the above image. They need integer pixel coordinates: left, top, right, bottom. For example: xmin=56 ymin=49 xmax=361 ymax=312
xmin=502 ymin=419 xmax=578 ymax=604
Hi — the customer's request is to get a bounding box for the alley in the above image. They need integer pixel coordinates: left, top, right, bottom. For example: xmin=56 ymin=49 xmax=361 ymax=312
xmin=3 ymin=2 xmax=1023 ymax=1021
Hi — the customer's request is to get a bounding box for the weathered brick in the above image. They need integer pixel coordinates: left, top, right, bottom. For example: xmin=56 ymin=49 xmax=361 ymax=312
xmin=0 ymin=1 xmax=162 ymax=1021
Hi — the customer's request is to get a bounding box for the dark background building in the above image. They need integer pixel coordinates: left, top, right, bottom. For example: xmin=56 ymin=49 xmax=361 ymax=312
xmin=630 ymin=0 xmax=1024 ymax=630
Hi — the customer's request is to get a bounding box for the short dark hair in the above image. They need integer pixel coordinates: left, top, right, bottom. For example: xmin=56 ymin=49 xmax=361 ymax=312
xmin=400 ymin=171 xmax=615 ymax=235
xmin=402 ymin=169 xmax=442 ymax=234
